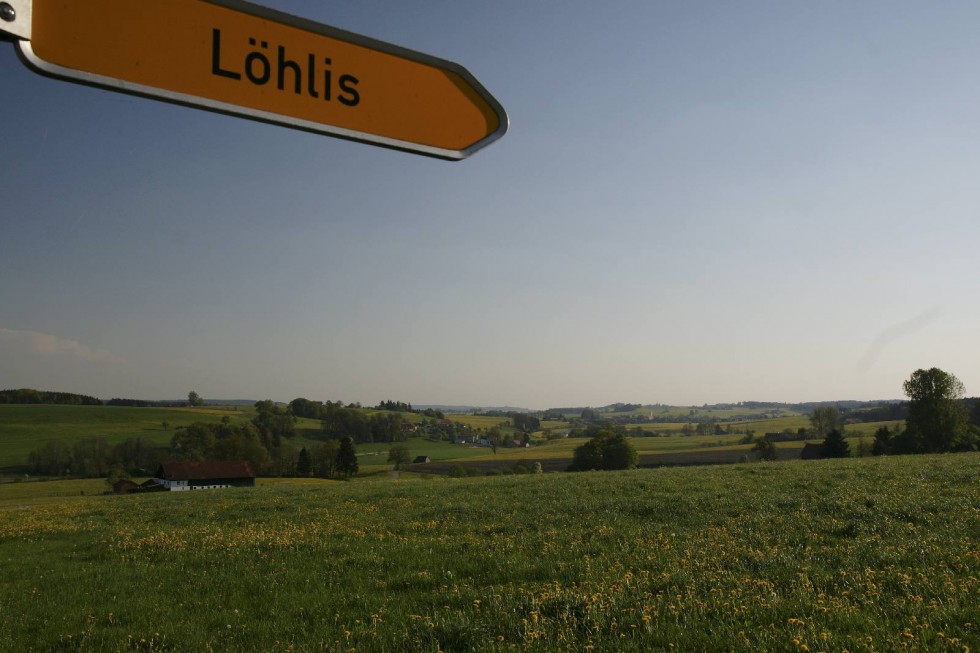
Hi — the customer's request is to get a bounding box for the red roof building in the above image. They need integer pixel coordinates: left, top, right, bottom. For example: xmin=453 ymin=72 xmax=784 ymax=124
xmin=153 ymin=460 xmax=255 ymax=491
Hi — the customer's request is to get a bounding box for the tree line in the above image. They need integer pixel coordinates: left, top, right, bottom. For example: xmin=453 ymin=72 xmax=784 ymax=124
xmin=1 ymin=388 xmax=214 ymax=407
xmin=0 ymin=389 xmax=102 ymax=405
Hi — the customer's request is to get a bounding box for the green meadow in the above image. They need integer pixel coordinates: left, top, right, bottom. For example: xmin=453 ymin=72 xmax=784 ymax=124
xmin=0 ymin=454 xmax=977 ymax=652
xmin=0 ymin=405 xmax=243 ymax=470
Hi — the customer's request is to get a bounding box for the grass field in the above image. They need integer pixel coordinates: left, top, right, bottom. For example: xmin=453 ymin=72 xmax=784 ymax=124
xmin=613 ymin=406 xmax=803 ymax=421
xmin=0 ymin=405 xmax=257 ymax=470
xmin=0 ymin=453 xmax=976 ymax=651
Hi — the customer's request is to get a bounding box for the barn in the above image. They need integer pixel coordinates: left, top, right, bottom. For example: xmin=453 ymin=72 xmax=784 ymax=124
xmin=111 ymin=479 xmax=140 ymax=494
xmin=152 ymin=460 xmax=255 ymax=491
xmin=800 ymin=443 xmax=826 ymax=460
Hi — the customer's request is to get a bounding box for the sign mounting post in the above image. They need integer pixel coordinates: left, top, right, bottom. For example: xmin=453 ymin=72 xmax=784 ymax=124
xmin=0 ymin=0 xmax=508 ymax=160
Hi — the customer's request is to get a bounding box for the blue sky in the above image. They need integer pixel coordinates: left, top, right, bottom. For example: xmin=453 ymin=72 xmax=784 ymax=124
xmin=2 ymin=1 xmax=980 ymax=408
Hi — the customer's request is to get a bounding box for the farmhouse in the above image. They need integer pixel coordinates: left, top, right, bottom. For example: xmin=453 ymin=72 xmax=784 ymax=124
xmin=152 ymin=460 xmax=255 ymax=491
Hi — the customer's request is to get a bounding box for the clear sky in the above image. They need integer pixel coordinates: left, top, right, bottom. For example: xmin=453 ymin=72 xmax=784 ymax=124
xmin=2 ymin=1 xmax=980 ymax=409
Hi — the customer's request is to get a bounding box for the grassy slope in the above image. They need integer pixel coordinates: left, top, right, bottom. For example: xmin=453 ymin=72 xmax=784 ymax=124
xmin=0 ymin=454 xmax=976 ymax=652
xmin=0 ymin=405 xmax=255 ymax=469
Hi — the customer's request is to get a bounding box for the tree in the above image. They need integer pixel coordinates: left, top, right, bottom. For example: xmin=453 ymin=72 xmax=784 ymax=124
xmin=170 ymin=423 xmax=216 ymax=461
xmin=872 ymin=426 xmax=893 ymax=456
xmin=105 ymin=465 xmax=130 ymax=489
xmin=288 ymin=397 xmax=324 ymax=419
xmin=188 ymin=391 xmax=204 ymax=407
xmin=809 ymin=406 xmax=841 ymax=438
xmin=335 ymin=437 xmax=358 ymax=479
xmin=569 ymin=431 xmax=637 ymax=471
xmin=569 ymin=437 xmax=604 ymax=471
xmin=321 ymin=404 xmax=372 ymax=443
xmin=387 ymin=444 xmax=411 ymax=470
xmin=296 ymin=447 xmax=313 ymax=477
xmin=512 ymin=413 xmax=540 ymax=432
xmin=487 ymin=427 xmax=502 ymax=454
xmin=752 ymin=436 xmax=777 ymax=461
xmin=252 ymin=400 xmax=296 ymax=448
xmin=72 ymin=438 xmax=111 ymax=477
xmin=310 ymin=440 xmax=340 ymax=478
xmin=28 ymin=439 xmax=73 ymax=476
xmin=822 ymin=429 xmax=850 ymax=458
xmin=903 ymin=368 xmax=974 ymax=453
xmin=112 ymin=436 xmax=162 ymax=475
xmin=601 ymin=433 xmax=639 ymax=470
xmin=211 ymin=423 xmax=271 ymax=474
xmin=370 ymin=412 xmax=405 ymax=443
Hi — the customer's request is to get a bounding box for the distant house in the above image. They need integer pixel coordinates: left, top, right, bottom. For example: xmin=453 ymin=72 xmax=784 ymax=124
xmin=152 ymin=460 xmax=255 ymax=491
xmin=800 ymin=443 xmax=826 ymax=460
xmin=413 ymin=456 xmax=430 ymax=464
xmin=112 ymin=479 xmax=140 ymax=494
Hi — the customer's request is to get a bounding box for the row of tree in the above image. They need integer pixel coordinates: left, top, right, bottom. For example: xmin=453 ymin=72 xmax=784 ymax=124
xmin=0 ymin=388 xmax=102 ymax=405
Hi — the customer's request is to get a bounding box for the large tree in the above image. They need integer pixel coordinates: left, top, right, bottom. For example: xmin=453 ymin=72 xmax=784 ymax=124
xmin=387 ymin=444 xmax=411 ymax=470
xmin=809 ymin=406 xmax=841 ymax=438
xmin=569 ymin=430 xmax=637 ymax=471
xmin=252 ymin=400 xmax=296 ymax=448
xmin=512 ymin=413 xmax=540 ymax=433
xmin=752 ymin=436 xmax=777 ymax=461
xmin=822 ymin=429 xmax=850 ymax=458
xmin=902 ymin=367 xmax=973 ymax=453
xmin=296 ymin=447 xmax=313 ymax=477
xmin=335 ymin=437 xmax=359 ymax=479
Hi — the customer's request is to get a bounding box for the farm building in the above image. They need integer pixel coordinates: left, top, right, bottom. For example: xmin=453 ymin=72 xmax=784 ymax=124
xmin=111 ymin=479 xmax=140 ymax=494
xmin=413 ymin=456 xmax=430 ymax=464
xmin=152 ymin=460 xmax=255 ymax=491
xmin=800 ymin=443 xmax=826 ymax=460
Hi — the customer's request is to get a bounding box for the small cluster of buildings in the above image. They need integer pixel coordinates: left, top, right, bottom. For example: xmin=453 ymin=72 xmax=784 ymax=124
xmin=112 ymin=460 xmax=255 ymax=494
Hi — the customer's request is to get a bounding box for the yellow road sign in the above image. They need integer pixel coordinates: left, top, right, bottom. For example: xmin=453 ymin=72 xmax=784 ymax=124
xmin=1 ymin=0 xmax=507 ymax=159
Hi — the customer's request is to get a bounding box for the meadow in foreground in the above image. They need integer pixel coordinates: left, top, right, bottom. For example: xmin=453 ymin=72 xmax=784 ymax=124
xmin=0 ymin=454 xmax=977 ymax=652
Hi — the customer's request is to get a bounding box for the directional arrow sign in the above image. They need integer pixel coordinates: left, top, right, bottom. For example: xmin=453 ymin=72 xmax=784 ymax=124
xmin=1 ymin=0 xmax=507 ymax=159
